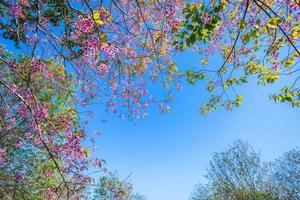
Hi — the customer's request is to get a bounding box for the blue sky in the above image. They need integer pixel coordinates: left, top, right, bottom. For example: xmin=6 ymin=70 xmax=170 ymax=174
xmin=89 ymin=51 xmax=300 ymax=200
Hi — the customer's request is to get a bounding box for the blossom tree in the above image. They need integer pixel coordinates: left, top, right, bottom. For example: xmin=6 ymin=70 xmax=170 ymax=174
xmin=0 ymin=46 xmax=95 ymax=199
xmin=0 ymin=0 xmax=185 ymax=119
xmin=0 ymin=0 xmax=185 ymax=199
xmin=176 ymin=0 xmax=300 ymax=114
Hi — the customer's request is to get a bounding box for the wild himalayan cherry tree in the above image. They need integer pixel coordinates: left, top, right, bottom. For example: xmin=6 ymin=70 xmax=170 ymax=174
xmin=0 ymin=47 xmax=98 ymax=199
xmin=0 ymin=0 xmax=186 ymax=119
xmin=0 ymin=0 xmax=185 ymax=199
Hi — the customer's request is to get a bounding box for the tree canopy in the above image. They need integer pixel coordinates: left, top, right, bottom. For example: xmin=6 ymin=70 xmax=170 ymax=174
xmin=0 ymin=0 xmax=299 ymax=199
xmin=176 ymin=0 xmax=300 ymax=114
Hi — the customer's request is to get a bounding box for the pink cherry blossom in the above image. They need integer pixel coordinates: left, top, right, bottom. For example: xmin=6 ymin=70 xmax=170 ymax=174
xmin=15 ymin=172 xmax=25 ymax=182
xmin=11 ymin=6 xmax=24 ymax=18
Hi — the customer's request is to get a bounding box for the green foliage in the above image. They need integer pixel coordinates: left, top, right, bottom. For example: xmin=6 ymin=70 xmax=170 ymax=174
xmin=271 ymin=87 xmax=300 ymax=107
xmin=246 ymin=61 xmax=266 ymax=75
xmin=187 ymin=69 xmax=206 ymax=85
xmin=258 ymin=70 xmax=279 ymax=85
xmin=267 ymin=17 xmax=282 ymax=29
xmin=234 ymin=95 xmax=243 ymax=107
xmin=177 ymin=0 xmax=300 ymax=115
xmin=43 ymin=0 xmax=74 ymax=26
xmin=175 ymin=2 xmax=223 ymax=49
xmin=0 ymin=47 xmax=85 ymax=199
xmin=200 ymin=95 xmax=222 ymax=115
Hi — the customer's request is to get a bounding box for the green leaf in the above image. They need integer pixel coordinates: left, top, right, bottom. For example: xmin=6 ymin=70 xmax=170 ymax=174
xmin=267 ymin=17 xmax=281 ymax=29
xmin=241 ymin=34 xmax=250 ymax=44
xmin=240 ymin=20 xmax=246 ymax=30
xmin=201 ymin=59 xmax=208 ymax=65
xmin=240 ymin=76 xmax=248 ymax=83
xmin=189 ymin=33 xmax=196 ymax=45
xmin=187 ymin=24 xmax=194 ymax=30
xmin=235 ymin=95 xmax=243 ymax=107
xmin=283 ymin=56 xmax=295 ymax=68
xmin=207 ymin=85 xmax=215 ymax=92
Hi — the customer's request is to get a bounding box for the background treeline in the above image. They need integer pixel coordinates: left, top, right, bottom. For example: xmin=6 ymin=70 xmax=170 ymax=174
xmin=190 ymin=140 xmax=300 ymax=200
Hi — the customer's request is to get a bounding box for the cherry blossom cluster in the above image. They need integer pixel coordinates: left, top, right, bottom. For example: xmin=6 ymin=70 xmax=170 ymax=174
xmin=165 ymin=2 xmax=182 ymax=29
xmin=75 ymin=16 xmax=95 ymax=33
xmin=0 ymin=49 xmax=95 ymax=198
xmin=0 ymin=0 xmax=187 ymax=198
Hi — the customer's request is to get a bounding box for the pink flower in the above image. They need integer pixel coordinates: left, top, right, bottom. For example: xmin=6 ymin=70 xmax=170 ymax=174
xmin=142 ymin=103 xmax=149 ymax=109
xmin=169 ymin=18 xmax=181 ymax=29
xmin=25 ymin=132 xmax=34 ymax=140
xmin=102 ymin=44 xmax=116 ymax=59
xmin=203 ymin=14 xmax=213 ymax=24
xmin=15 ymin=172 xmax=25 ymax=182
xmin=0 ymin=147 xmax=7 ymax=155
xmin=17 ymin=105 xmax=30 ymax=119
xmin=0 ymin=147 xmax=7 ymax=163
xmin=98 ymin=63 xmax=109 ymax=74
xmin=14 ymin=141 xmax=24 ymax=148
xmin=34 ymin=107 xmax=49 ymax=119
xmin=7 ymin=59 xmax=16 ymax=68
xmin=35 ymin=125 xmax=43 ymax=134
xmin=291 ymin=4 xmax=298 ymax=11
xmin=97 ymin=7 xmax=111 ymax=22
xmin=111 ymin=81 xmax=118 ymax=90
xmin=44 ymin=170 xmax=54 ymax=178
xmin=82 ymin=38 xmax=100 ymax=57
xmin=11 ymin=6 xmax=24 ymax=18
xmin=9 ymin=117 xmax=16 ymax=123
xmin=75 ymin=16 xmax=95 ymax=33
xmin=272 ymin=63 xmax=281 ymax=71
xmin=34 ymin=138 xmax=43 ymax=147
xmin=39 ymin=17 xmax=50 ymax=26
xmin=43 ymin=69 xmax=54 ymax=78
xmin=7 ymin=84 xmax=17 ymax=94
xmin=83 ymin=38 xmax=100 ymax=50
xmin=30 ymin=59 xmax=47 ymax=74
xmin=81 ymin=99 xmax=88 ymax=106
xmin=165 ymin=3 xmax=177 ymax=17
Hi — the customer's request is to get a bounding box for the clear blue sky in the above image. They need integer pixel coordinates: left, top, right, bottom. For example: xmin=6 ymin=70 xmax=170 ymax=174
xmin=88 ymin=51 xmax=300 ymax=200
